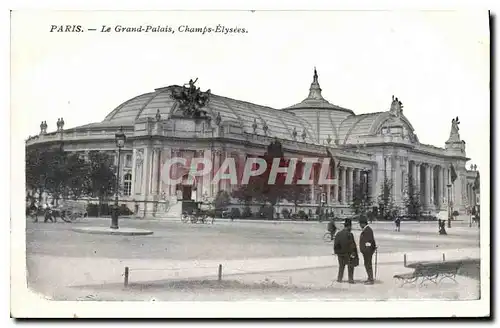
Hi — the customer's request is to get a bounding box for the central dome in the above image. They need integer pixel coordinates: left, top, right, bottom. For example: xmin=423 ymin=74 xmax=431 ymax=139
xmin=283 ymin=68 xmax=354 ymax=115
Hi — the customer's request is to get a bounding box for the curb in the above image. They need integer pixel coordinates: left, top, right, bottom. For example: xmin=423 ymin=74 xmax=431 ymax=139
xmin=71 ymin=227 xmax=154 ymax=236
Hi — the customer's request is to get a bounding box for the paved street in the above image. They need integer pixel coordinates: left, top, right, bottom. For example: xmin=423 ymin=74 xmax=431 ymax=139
xmin=26 ymin=217 xmax=481 ymax=301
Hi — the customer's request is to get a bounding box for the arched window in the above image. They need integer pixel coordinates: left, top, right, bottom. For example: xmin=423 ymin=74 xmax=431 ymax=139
xmin=123 ymin=173 xmax=132 ymax=196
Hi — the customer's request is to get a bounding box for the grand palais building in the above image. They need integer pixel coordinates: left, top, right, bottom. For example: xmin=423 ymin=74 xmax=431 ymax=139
xmin=25 ymin=69 xmax=480 ymax=218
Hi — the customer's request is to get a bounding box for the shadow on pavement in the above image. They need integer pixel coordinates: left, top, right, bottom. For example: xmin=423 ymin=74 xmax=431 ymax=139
xmin=72 ymin=278 xmax=345 ymax=293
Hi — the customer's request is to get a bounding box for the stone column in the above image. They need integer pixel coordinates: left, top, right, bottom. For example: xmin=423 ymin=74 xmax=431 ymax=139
xmin=169 ymin=149 xmax=178 ymax=197
xmin=411 ymin=161 xmax=417 ymax=190
xmin=350 ymin=168 xmax=355 ymax=203
xmin=213 ymin=149 xmax=221 ymax=196
xmin=202 ymin=149 xmax=212 ymax=198
xmin=195 ymin=150 xmax=203 ymax=202
xmin=341 ymin=167 xmax=346 ymax=205
xmin=327 ymin=181 xmax=331 ymax=206
xmin=439 ymin=166 xmax=444 ymax=209
xmin=423 ymin=164 xmax=430 ymax=208
xmin=443 ymin=167 xmax=450 ymax=208
xmin=332 ymin=184 xmax=338 ymax=204
xmin=367 ymin=170 xmax=373 ymax=201
xmin=131 ymin=149 xmax=138 ymax=196
xmin=159 ymin=147 xmax=169 ymax=197
xmin=370 ymin=165 xmax=378 ymax=202
xmin=384 ymin=156 xmax=392 ymax=181
xmin=429 ymin=164 xmax=434 ymax=209
xmin=310 ymin=163 xmax=315 ymax=204
xmin=150 ymin=148 xmax=159 ymax=195
xmin=394 ymin=156 xmax=401 ymax=204
xmin=415 ymin=163 xmax=421 ymax=194
xmin=140 ymin=147 xmax=152 ymax=197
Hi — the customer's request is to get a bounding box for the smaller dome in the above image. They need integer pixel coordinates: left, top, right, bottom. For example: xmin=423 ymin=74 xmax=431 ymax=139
xmin=284 ymin=68 xmax=354 ymax=115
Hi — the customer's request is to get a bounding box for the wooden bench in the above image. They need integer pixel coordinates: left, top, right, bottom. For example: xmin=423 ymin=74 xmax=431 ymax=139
xmin=394 ymin=259 xmax=476 ymax=287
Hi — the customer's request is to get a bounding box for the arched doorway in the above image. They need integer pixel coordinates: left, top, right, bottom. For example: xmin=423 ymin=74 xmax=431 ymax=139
xmin=176 ymin=174 xmax=197 ymax=201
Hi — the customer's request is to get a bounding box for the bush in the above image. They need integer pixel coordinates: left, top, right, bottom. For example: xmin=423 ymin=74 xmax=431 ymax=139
xmin=241 ymin=206 xmax=252 ymax=218
xmin=230 ymin=207 xmax=241 ymax=218
xmin=214 ymin=191 xmax=231 ymax=209
xmin=259 ymin=205 xmax=274 ymax=220
xmin=281 ymin=208 xmax=291 ymax=220
xmin=297 ymin=210 xmax=308 ymax=221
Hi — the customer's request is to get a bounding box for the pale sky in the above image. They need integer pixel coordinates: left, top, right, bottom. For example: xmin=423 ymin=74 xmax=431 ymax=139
xmin=11 ymin=10 xmax=489 ymax=172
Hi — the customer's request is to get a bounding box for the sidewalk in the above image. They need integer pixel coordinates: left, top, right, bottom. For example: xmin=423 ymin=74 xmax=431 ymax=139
xmin=28 ymin=247 xmax=479 ymax=289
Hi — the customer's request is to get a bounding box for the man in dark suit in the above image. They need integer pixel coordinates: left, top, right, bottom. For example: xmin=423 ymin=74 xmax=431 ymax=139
xmin=333 ymin=219 xmax=358 ymax=283
xmin=359 ymin=217 xmax=377 ymax=284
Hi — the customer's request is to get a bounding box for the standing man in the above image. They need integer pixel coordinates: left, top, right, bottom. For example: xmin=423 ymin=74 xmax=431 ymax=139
xmin=333 ymin=219 xmax=359 ymax=284
xmin=359 ymin=217 xmax=377 ymax=285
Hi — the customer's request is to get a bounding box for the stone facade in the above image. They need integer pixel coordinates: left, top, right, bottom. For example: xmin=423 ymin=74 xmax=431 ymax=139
xmin=25 ymin=70 xmax=480 ymax=218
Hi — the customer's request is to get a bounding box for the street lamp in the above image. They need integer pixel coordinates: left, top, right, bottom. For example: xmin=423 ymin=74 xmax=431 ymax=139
xmin=111 ymin=126 xmax=126 ymax=229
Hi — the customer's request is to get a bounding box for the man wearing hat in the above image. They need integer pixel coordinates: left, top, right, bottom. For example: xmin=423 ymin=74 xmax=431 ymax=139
xmin=333 ymin=218 xmax=359 ymax=283
xmin=359 ymin=216 xmax=377 ymax=284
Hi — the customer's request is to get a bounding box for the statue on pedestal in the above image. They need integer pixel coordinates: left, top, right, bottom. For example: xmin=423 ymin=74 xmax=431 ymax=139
xmin=448 ymin=116 xmax=461 ymax=142
xmin=390 ymin=95 xmax=403 ymax=117
xmin=170 ymin=78 xmax=211 ymax=118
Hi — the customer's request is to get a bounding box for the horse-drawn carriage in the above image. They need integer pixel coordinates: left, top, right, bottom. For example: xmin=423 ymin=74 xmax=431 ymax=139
xmin=181 ymin=201 xmax=215 ymax=224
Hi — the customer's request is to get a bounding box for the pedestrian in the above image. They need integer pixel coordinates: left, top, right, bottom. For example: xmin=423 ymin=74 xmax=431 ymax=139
xmin=394 ymin=217 xmax=401 ymax=232
xmin=333 ymin=218 xmax=359 ymax=284
xmin=43 ymin=202 xmax=52 ymax=223
xmin=359 ymin=216 xmax=377 ymax=284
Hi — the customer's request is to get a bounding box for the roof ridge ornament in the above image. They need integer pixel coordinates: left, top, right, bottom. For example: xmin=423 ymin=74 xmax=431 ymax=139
xmin=307 ymin=67 xmax=324 ymax=100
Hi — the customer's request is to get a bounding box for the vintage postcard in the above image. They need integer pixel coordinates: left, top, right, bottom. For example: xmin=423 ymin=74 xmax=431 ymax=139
xmin=10 ymin=9 xmax=490 ymax=318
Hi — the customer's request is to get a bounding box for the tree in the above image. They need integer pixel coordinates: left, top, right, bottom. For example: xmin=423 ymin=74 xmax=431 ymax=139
xmin=350 ymin=183 xmax=371 ymax=216
xmin=26 ymin=147 xmax=47 ymax=202
xmin=64 ymin=153 xmax=91 ymax=200
xmin=231 ymin=140 xmax=289 ymax=211
xmin=26 ymin=146 xmax=72 ymax=205
xmin=85 ymin=151 xmax=117 ymax=217
xmin=281 ymin=183 xmax=310 ymax=214
xmin=377 ymin=178 xmax=395 ymax=220
xmin=214 ymin=190 xmax=231 ymax=210
xmin=403 ymin=172 xmax=422 ymax=220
